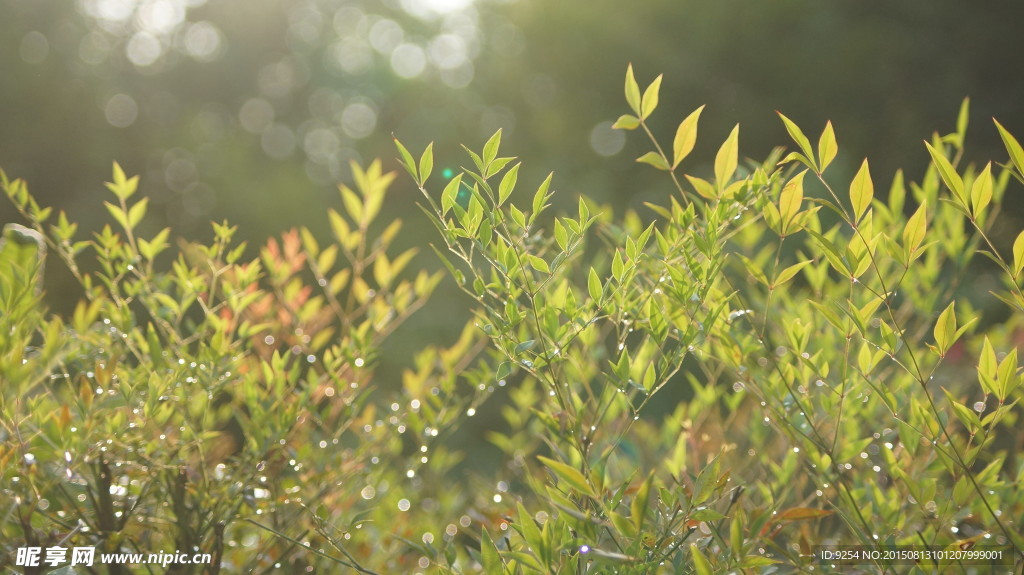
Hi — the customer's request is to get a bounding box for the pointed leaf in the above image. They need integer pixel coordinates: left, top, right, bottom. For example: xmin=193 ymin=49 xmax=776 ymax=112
xmin=393 ymin=137 xmax=418 ymax=182
xmin=498 ymin=162 xmax=521 ymax=206
xmin=779 ymin=170 xmax=806 ymax=234
xmin=714 ymin=124 xmax=740 ymax=186
xmin=672 ymin=105 xmax=705 ymax=168
xmin=903 ymin=201 xmax=928 ymax=258
xmin=774 ymin=260 xmax=812 ymax=288
xmin=1013 ymin=230 xmax=1024 ymax=278
xmin=588 ymin=267 xmax=603 ymax=302
xmin=933 ymin=301 xmax=957 ymax=356
xmin=970 ymin=162 xmax=993 ymax=218
xmin=612 ymin=114 xmax=640 ymax=130
xmin=925 ymin=141 xmax=966 ymax=205
xmin=640 ymin=74 xmax=662 ymax=120
xmin=849 ymin=159 xmax=873 ymax=225
xmin=538 ymin=456 xmax=595 ymax=498
xmin=690 ymin=545 xmax=713 ymax=575
xmin=418 ymin=142 xmax=434 ymax=184
xmin=994 ymin=118 xmax=1024 ymax=177
xmin=624 ymin=64 xmax=641 ymax=115
xmin=483 ymin=129 xmax=502 ymax=166
xmin=636 ymin=152 xmax=669 ymax=171
xmin=777 ymin=112 xmax=817 ymax=172
xmin=128 ymin=197 xmax=148 ymax=228
xmin=818 ymin=120 xmax=838 ymax=172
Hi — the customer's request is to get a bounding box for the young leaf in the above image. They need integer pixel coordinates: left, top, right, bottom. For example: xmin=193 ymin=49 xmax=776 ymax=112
xmin=483 ymin=129 xmax=502 ymax=167
xmin=849 ymin=159 xmax=873 ymax=225
xmin=773 ymin=260 xmax=812 ymax=288
xmin=625 ymin=64 xmax=642 ymax=115
xmin=498 ymin=162 xmax=521 ymax=207
xmin=612 ymin=114 xmax=640 ymax=130
xmin=393 ymin=137 xmax=418 ymax=182
xmin=779 ymin=170 xmax=806 ymax=235
xmin=532 ymin=172 xmax=553 ymax=219
xmin=636 ymin=152 xmax=669 ymax=171
xmin=640 ymin=74 xmax=663 ymax=120
xmin=970 ymin=162 xmax=993 ymax=218
xmin=672 ymin=105 xmax=705 ymax=169
xmin=902 ymin=200 xmax=928 ymax=259
xmin=537 ymin=456 xmax=596 ymax=498
xmin=441 ymin=174 xmax=463 ymax=216
xmin=993 ymin=118 xmax=1024 ymax=177
xmin=128 ymin=197 xmax=148 ymax=228
xmin=933 ymin=301 xmax=957 ymax=356
xmin=588 ymin=267 xmax=603 ymax=302
xmin=714 ymin=124 xmax=740 ymax=186
xmin=924 ymin=141 xmax=966 ymax=205
xmin=777 ymin=112 xmax=818 ymax=172
xmin=418 ymin=142 xmax=434 ymax=184
xmin=1013 ymin=230 xmax=1024 ymax=278
xmin=480 ymin=529 xmax=502 ymax=573
xmin=818 ymin=120 xmax=838 ymax=172
xmin=690 ymin=545 xmax=713 ymax=575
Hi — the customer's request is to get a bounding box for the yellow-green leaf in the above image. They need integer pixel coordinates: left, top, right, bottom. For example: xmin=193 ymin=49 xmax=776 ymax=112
xmin=588 ymin=267 xmax=602 ymax=302
xmin=970 ymin=162 xmax=993 ymax=218
xmin=418 ymin=142 xmax=434 ymax=184
xmin=779 ymin=170 xmax=806 ymax=235
xmin=672 ymin=105 xmax=705 ymax=169
xmin=691 ymin=545 xmax=713 ymax=575
xmin=1013 ymin=230 xmax=1024 ymax=277
xmin=393 ymin=137 xmax=418 ymax=182
xmin=903 ymin=200 xmax=927 ymax=258
xmin=849 ymin=159 xmax=873 ymax=225
xmin=640 ymin=74 xmax=662 ymax=120
xmin=924 ymin=141 xmax=966 ymax=205
xmin=818 ymin=120 xmax=838 ymax=172
xmin=612 ymin=114 xmax=640 ymax=130
xmin=128 ymin=197 xmax=148 ymax=228
xmin=625 ymin=64 xmax=641 ymax=115
xmin=714 ymin=124 xmax=740 ymax=187
xmin=773 ymin=260 xmax=812 ymax=288
xmin=994 ymin=118 xmax=1024 ymax=178
xmin=636 ymin=152 xmax=669 ymax=171
xmin=777 ymin=112 xmax=818 ymax=172
xmin=538 ymin=456 xmax=595 ymax=498
xmin=933 ymin=301 xmax=957 ymax=356
xmin=498 ymin=162 xmax=520 ymax=206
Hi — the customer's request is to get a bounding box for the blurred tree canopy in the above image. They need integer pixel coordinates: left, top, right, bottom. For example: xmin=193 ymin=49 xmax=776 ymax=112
xmin=2 ymin=0 xmax=1023 ymax=310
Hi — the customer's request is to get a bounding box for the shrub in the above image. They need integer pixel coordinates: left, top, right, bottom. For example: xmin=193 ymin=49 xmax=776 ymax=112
xmin=3 ymin=65 xmax=1023 ymax=574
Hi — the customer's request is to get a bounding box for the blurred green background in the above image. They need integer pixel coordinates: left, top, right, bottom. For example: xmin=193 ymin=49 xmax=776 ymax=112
xmin=3 ymin=0 xmax=1023 ymax=386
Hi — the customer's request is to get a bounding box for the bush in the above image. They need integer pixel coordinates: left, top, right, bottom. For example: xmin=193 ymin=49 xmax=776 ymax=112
xmin=3 ymin=67 xmax=1024 ymax=573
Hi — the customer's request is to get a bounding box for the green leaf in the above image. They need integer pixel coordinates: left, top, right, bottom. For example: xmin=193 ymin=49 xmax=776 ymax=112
xmin=393 ymin=137 xmax=418 ymax=182
xmin=690 ymin=544 xmax=713 ymax=575
xmin=515 ymin=340 xmax=536 ymax=354
xmin=636 ymin=152 xmax=669 ymax=171
xmin=849 ymin=159 xmax=873 ymax=225
xmin=956 ymin=97 xmax=970 ymax=142
xmin=104 ymin=201 xmax=129 ymax=230
xmin=588 ymin=267 xmax=603 ymax=302
xmin=480 ymin=529 xmax=502 ymax=573
xmin=994 ymin=118 xmax=1024 ymax=177
xmin=736 ymin=254 xmax=768 ymax=286
xmin=1013 ymin=230 xmax=1024 ymax=278
xmin=537 ymin=456 xmax=596 ymax=498
xmin=441 ymin=174 xmax=463 ymax=216
xmin=624 ymin=64 xmax=642 ymax=115
xmin=779 ymin=170 xmax=806 ymax=235
xmin=902 ymin=200 xmax=928 ymax=259
xmin=496 ymin=361 xmax=513 ymax=382
xmin=532 ymin=173 xmax=553 ymax=220
xmin=672 ymin=105 xmax=705 ymax=168
xmin=498 ymin=162 xmax=520 ymax=207
xmin=933 ymin=301 xmax=957 ymax=356
xmin=640 ymin=74 xmax=662 ymax=120
xmin=340 ymin=185 xmax=363 ymax=223
xmin=128 ymin=197 xmax=148 ymax=228
xmin=924 ymin=141 xmax=966 ymax=205
xmin=516 ymin=502 xmax=545 ymax=559
xmin=612 ymin=114 xmax=640 ymax=130
xmin=970 ymin=162 xmax=993 ymax=218
xmin=773 ymin=260 xmax=812 ymax=288
xmin=483 ymin=129 xmax=502 ymax=167
xmin=818 ymin=120 xmax=838 ymax=172
xmin=715 ymin=124 xmax=740 ymax=186
xmin=418 ymin=142 xmax=434 ymax=184
xmin=527 ymin=255 xmax=550 ymax=273
xmin=686 ymin=175 xmax=717 ymax=199
xmin=777 ymin=112 xmax=818 ymax=172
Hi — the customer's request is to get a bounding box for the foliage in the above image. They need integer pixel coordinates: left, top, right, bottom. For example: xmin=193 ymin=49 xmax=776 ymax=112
xmin=4 ymin=64 xmax=1024 ymax=574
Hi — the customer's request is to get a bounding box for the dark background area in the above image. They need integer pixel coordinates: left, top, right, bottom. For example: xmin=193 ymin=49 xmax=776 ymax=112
xmin=3 ymin=0 xmax=1023 ymax=399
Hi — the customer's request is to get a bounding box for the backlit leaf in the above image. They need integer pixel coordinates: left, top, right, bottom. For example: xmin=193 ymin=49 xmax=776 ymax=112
xmin=640 ymin=74 xmax=662 ymax=120
xmin=672 ymin=105 xmax=705 ymax=168
xmin=625 ymin=64 xmax=641 ymax=115
xmin=849 ymin=159 xmax=873 ymax=225
xmin=993 ymin=118 xmax=1024 ymax=177
xmin=970 ymin=162 xmax=993 ymax=218
xmin=818 ymin=120 xmax=838 ymax=172
xmin=715 ymin=124 xmax=740 ymax=186
xmin=636 ymin=152 xmax=669 ymax=171
xmin=777 ymin=112 xmax=818 ymax=172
